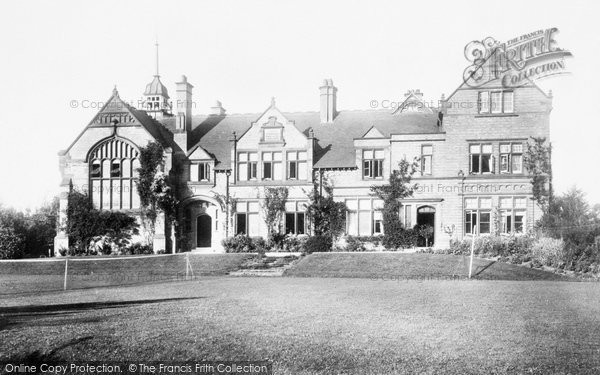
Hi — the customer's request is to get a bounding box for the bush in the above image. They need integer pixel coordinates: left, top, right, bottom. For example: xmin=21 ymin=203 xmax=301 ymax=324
xmin=282 ymin=235 xmax=307 ymax=252
xmin=383 ymin=226 xmax=418 ymax=250
xmin=66 ymin=190 xmax=138 ymax=255
xmin=304 ymin=235 xmax=332 ymax=253
xmin=267 ymin=232 xmax=286 ymax=250
xmin=0 ymin=226 xmax=25 ymax=259
xmin=530 ymin=237 xmax=565 ymax=268
xmin=253 ymin=237 xmax=268 ymax=256
xmin=222 ymin=234 xmax=256 ymax=253
xmin=345 ymin=236 xmax=367 ymax=252
xmin=126 ymin=242 xmax=153 ymax=255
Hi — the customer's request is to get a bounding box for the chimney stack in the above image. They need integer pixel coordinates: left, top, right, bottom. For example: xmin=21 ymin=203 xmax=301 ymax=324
xmin=209 ymin=100 xmax=226 ymax=116
xmin=319 ymin=79 xmax=337 ymax=123
xmin=175 ymin=75 xmax=193 ymax=131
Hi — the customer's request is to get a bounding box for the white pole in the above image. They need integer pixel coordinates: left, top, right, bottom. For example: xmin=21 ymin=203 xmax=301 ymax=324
xmin=186 ymin=253 xmax=190 ymax=280
xmin=63 ymin=258 xmax=69 ymax=290
xmin=468 ymin=226 xmax=478 ymax=279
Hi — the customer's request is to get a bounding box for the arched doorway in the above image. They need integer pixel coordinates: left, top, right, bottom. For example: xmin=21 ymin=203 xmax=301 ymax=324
xmin=416 ymin=206 xmax=435 ymax=247
xmin=196 ymin=214 xmax=212 ymax=248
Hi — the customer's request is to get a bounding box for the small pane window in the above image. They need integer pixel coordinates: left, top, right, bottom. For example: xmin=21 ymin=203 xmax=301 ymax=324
xmin=91 ymin=161 xmax=101 ymax=178
xmin=490 ymin=92 xmax=502 ymax=113
xmin=504 ymin=92 xmax=514 ymax=113
xmin=111 ymin=161 xmax=121 ymax=178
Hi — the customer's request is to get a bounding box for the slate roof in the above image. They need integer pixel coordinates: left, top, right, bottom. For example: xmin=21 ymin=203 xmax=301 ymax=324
xmin=160 ymin=109 xmax=442 ymax=170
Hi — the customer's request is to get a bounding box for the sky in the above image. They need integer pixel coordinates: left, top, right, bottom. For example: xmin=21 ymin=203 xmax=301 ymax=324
xmin=0 ymin=0 xmax=598 ymax=210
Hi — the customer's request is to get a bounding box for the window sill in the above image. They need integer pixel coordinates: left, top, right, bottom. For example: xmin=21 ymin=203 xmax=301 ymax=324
xmin=475 ymin=113 xmax=518 ymax=118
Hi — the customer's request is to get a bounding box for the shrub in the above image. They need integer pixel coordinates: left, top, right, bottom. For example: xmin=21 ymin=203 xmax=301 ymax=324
xmin=66 ymin=190 xmax=138 ymax=254
xmin=282 ymin=235 xmax=307 ymax=252
xmin=253 ymin=237 xmax=268 ymax=256
xmin=530 ymin=237 xmax=565 ymax=268
xmin=345 ymin=236 xmax=367 ymax=252
xmin=383 ymin=227 xmax=418 ymax=250
xmin=222 ymin=234 xmax=256 ymax=253
xmin=0 ymin=226 xmax=25 ymax=259
xmin=126 ymin=242 xmax=153 ymax=255
xmin=267 ymin=232 xmax=286 ymax=250
xmin=304 ymin=235 xmax=332 ymax=253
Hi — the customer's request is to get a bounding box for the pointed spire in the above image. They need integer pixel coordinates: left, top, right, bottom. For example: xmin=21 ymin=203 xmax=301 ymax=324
xmin=154 ymin=38 xmax=160 ymax=77
xmin=112 ymin=85 xmax=119 ymax=97
xmin=271 ymin=96 xmax=276 ymax=107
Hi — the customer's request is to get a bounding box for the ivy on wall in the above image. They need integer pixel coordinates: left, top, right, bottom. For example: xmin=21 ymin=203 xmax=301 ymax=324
xmin=262 ymin=187 xmax=288 ymax=237
xmin=136 ymin=142 xmax=178 ymax=245
xmin=524 ymin=137 xmax=553 ymax=211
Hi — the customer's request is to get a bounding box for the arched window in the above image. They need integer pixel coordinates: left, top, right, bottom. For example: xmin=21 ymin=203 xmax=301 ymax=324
xmin=89 ymin=138 xmax=140 ymax=210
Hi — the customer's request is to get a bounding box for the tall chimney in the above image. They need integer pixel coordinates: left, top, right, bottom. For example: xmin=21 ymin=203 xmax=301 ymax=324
xmin=319 ymin=79 xmax=337 ymax=123
xmin=175 ymin=75 xmax=193 ymax=131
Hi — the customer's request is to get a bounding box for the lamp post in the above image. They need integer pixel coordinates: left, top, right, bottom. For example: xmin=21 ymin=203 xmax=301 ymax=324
xmin=458 ymin=170 xmax=465 ymax=239
xmin=225 ymin=169 xmax=231 ymax=238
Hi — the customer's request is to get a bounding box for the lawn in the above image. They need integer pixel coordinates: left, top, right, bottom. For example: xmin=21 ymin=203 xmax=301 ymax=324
xmin=1 ymin=277 xmax=599 ymax=374
xmin=285 ymin=252 xmax=569 ymax=281
xmin=0 ymin=254 xmax=253 ymax=295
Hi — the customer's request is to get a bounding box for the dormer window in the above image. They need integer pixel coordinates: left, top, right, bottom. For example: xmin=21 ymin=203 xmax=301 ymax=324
xmin=363 ymin=149 xmax=384 ymax=179
xmin=190 ymin=161 xmax=212 ymax=182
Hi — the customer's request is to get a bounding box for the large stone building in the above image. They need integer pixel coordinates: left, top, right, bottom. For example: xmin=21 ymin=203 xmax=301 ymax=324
xmin=54 ymin=64 xmax=552 ymax=254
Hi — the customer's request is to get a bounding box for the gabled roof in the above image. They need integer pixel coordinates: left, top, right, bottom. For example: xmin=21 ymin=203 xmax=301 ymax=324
xmin=63 ymin=88 xmax=175 ymax=155
xmin=162 ymin=109 xmax=442 ymax=170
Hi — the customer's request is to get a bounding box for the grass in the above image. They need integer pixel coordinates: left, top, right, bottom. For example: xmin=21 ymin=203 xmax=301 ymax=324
xmin=1 ymin=277 xmax=599 ymax=374
xmin=284 ymin=252 xmax=569 ymax=281
xmin=0 ymin=253 xmax=253 ymax=295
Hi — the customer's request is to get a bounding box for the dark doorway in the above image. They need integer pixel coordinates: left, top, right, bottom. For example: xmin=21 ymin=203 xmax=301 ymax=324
xmin=196 ymin=215 xmax=212 ymax=248
xmin=416 ymin=206 xmax=435 ymax=247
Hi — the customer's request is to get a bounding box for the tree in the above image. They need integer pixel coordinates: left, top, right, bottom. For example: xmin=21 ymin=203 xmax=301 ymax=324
xmin=370 ymin=158 xmax=419 ymax=249
xmin=537 ymin=187 xmax=599 ymax=245
xmin=261 ymin=187 xmax=288 ymax=238
xmin=306 ymin=177 xmax=347 ymax=241
xmin=25 ymin=197 xmax=59 ymax=257
xmin=0 ymin=223 xmax=24 ymax=259
xmin=524 ymin=137 xmax=552 ymax=211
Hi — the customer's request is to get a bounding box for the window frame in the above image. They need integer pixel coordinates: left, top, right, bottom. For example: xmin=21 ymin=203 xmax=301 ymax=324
xmin=362 ymin=149 xmax=384 ymax=179
xmin=421 ymin=145 xmax=433 ymax=176
xmin=464 ymin=197 xmax=492 ymax=235
xmin=89 ymin=138 xmax=140 ymax=211
xmin=499 ymin=196 xmax=527 ymax=235
xmin=499 ymin=143 xmax=523 ymax=174
xmin=237 ymin=151 xmax=258 ymax=181
xmin=469 ymin=143 xmax=493 ymax=174
xmin=478 ymin=90 xmax=514 ymax=114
